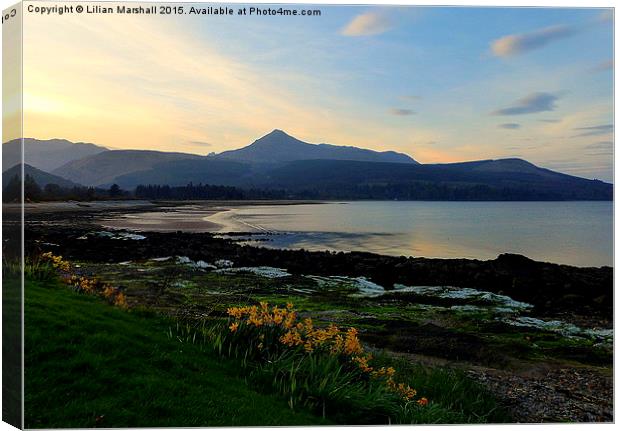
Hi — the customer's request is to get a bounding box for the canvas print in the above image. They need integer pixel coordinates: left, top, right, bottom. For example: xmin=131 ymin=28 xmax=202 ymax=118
xmin=1 ymin=1 xmax=614 ymax=428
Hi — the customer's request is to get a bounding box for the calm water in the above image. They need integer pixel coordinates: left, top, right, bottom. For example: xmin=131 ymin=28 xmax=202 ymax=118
xmin=207 ymin=201 xmax=613 ymax=267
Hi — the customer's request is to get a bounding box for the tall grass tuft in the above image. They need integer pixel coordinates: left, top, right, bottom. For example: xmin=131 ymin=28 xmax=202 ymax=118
xmin=3 ymin=256 xmax=57 ymax=281
xmin=176 ymin=302 xmax=476 ymax=424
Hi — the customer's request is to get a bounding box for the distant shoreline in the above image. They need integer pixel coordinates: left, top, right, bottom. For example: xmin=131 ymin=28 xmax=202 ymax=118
xmin=4 ymin=196 xmax=614 ymax=214
xmin=3 ymin=199 xmax=330 ymax=214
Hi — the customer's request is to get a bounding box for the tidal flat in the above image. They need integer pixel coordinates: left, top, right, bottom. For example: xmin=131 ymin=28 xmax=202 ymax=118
xmin=10 ymin=201 xmax=613 ymax=422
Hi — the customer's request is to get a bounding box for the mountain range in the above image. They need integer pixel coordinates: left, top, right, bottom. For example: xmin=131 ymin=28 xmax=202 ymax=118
xmin=1 ymin=130 xmax=612 ymax=200
xmin=2 ymin=138 xmax=108 ymax=172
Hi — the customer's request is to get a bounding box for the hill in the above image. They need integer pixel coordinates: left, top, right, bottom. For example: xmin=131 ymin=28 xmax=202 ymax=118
xmin=217 ymin=129 xmax=417 ymax=164
xmin=2 ymin=138 xmax=107 ymax=172
xmin=2 ymin=163 xmax=81 ymax=189
xmin=52 ymin=150 xmax=204 ymax=186
xmin=263 ymin=158 xmax=612 ymax=200
xmin=113 ymin=158 xmax=257 ymax=189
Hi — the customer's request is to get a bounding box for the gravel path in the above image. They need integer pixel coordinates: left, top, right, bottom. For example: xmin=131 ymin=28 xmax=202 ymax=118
xmin=467 ymin=366 xmax=613 ymax=423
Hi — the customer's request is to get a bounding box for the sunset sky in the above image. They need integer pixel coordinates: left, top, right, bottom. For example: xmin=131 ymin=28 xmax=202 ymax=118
xmin=11 ymin=3 xmax=615 ymax=181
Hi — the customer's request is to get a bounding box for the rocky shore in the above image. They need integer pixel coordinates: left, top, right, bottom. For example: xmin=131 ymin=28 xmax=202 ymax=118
xmin=17 ymin=221 xmax=613 ymax=325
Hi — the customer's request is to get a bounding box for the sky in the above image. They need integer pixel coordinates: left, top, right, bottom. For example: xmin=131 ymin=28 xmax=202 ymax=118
xmin=10 ymin=3 xmax=615 ymax=181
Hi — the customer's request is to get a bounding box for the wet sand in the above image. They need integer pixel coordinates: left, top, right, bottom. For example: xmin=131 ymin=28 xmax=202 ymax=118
xmin=99 ymin=207 xmax=223 ymax=232
xmin=4 ymin=200 xmax=156 ymax=214
xmin=96 ymin=200 xmax=325 ymax=232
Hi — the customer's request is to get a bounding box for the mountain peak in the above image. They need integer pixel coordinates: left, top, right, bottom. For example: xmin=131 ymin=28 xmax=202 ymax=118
xmin=217 ymin=131 xmax=418 ymax=164
xmin=256 ymin=129 xmax=298 ymax=144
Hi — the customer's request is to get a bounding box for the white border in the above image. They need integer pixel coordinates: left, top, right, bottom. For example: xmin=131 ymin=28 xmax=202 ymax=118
xmin=0 ymin=1 xmax=616 ymax=431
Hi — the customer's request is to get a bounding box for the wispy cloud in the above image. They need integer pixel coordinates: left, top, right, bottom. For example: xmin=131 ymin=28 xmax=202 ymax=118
xmin=389 ymin=108 xmax=415 ymax=116
xmin=539 ymin=119 xmax=561 ymax=123
xmin=341 ymin=11 xmax=393 ymax=36
xmin=492 ymin=92 xmax=559 ymax=116
xmin=189 ymin=141 xmax=212 ymax=147
xmin=491 ymin=25 xmax=577 ymax=57
xmin=573 ymin=124 xmax=613 ymax=137
xmin=498 ymin=123 xmax=521 ymax=129
xmin=584 ymin=141 xmax=613 ymax=155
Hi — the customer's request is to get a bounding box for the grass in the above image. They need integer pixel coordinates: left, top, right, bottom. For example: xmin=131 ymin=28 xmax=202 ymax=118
xmin=372 ymin=354 xmax=509 ymax=423
xmin=23 ymin=277 xmax=329 ymax=428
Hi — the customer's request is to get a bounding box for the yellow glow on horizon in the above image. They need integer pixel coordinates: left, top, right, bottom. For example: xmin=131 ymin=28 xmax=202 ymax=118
xmin=19 ymin=8 xmax=439 ymax=160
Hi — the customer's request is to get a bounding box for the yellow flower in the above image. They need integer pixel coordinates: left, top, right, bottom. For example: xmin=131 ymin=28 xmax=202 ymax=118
xmin=41 ymin=252 xmax=71 ymax=272
xmin=352 ymin=355 xmax=374 ymax=373
xmin=283 ymin=312 xmax=296 ymax=329
xmin=330 ymin=335 xmax=344 ymax=355
xmin=227 ymin=307 xmax=243 ymax=319
xmin=229 ymin=322 xmax=239 ymax=332
xmin=302 ymin=318 xmax=314 ymax=332
xmin=344 ymin=328 xmax=363 ymax=355
xmin=102 ymin=286 xmax=115 ymax=298
xmin=280 ymin=330 xmax=303 ymax=347
xmin=114 ymin=292 xmax=127 ymax=308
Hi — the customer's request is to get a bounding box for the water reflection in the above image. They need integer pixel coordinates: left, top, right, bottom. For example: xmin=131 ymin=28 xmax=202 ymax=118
xmin=100 ymin=201 xmax=612 ymax=267
xmin=209 ymin=201 xmax=613 ymax=267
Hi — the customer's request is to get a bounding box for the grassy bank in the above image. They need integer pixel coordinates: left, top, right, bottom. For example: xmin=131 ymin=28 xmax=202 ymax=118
xmin=23 ymin=256 xmax=510 ymax=426
xmin=24 ymin=277 xmax=328 ymax=428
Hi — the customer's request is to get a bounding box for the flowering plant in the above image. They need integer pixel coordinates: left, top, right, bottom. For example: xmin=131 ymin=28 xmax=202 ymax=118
xmin=227 ymin=301 xmax=428 ymax=405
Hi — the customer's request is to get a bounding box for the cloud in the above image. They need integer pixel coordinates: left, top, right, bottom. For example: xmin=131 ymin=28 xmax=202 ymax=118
xmin=389 ymin=108 xmax=415 ymax=116
xmin=491 ymin=25 xmax=578 ymax=57
xmin=498 ymin=123 xmax=521 ymax=129
xmin=492 ymin=92 xmax=559 ymax=116
xmin=589 ymin=59 xmax=613 ymax=73
xmin=538 ymin=119 xmax=561 ymax=123
xmin=584 ymin=141 xmax=613 ymax=155
xmin=189 ymin=141 xmax=212 ymax=147
xmin=573 ymin=124 xmax=613 ymax=137
xmin=341 ymin=11 xmax=393 ymax=36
